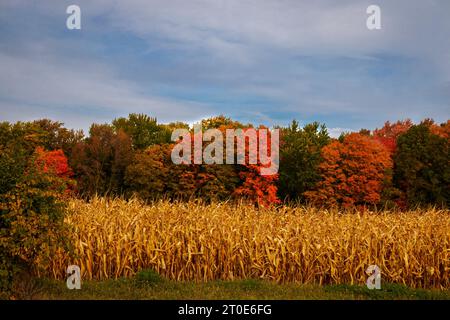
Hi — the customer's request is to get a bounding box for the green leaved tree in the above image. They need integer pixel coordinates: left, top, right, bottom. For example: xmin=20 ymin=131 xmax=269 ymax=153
xmin=394 ymin=123 xmax=450 ymax=207
xmin=278 ymin=120 xmax=330 ymax=202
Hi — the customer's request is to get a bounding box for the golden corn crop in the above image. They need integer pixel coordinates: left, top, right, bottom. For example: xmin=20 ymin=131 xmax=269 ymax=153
xmin=49 ymin=197 xmax=450 ymax=289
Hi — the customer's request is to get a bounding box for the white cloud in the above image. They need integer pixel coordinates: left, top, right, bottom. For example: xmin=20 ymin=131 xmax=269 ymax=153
xmin=101 ymin=0 xmax=450 ymax=66
xmin=0 ymin=50 xmax=212 ymax=130
xmin=328 ymin=127 xmax=355 ymax=138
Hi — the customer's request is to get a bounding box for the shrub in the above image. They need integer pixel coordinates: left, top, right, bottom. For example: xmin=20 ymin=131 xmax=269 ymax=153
xmin=0 ymin=147 xmax=71 ymax=294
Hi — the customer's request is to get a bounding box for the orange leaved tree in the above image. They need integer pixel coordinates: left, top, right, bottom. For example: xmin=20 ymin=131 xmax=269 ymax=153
xmin=305 ymin=133 xmax=392 ymax=208
xmin=232 ymin=127 xmax=280 ymax=207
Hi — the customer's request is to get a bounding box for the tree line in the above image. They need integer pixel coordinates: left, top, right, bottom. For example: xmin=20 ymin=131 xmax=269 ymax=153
xmin=0 ymin=115 xmax=449 ymax=209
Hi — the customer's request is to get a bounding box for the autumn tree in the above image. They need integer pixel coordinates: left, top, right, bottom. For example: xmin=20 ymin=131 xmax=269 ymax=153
xmin=71 ymin=124 xmax=133 ymax=196
xmin=112 ymin=113 xmax=171 ymax=149
xmin=32 ymin=119 xmax=84 ymax=158
xmin=201 ymin=116 xmax=279 ymax=206
xmin=125 ymin=144 xmax=240 ymax=201
xmin=34 ymin=147 xmax=75 ymax=195
xmin=0 ymin=120 xmax=83 ymax=161
xmin=278 ymin=120 xmax=330 ymax=201
xmin=0 ymin=122 xmax=34 ymax=196
xmin=0 ymin=124 xmax=72 ymax=294
xmin=373 ymin=119 xmax=413 ymax=154
xmin=358 ymin=128 xmax=371 ymax=136
xmin=420 ymin=118 xmax=450 ymax=139
xmin=394 ymin=123 xmax=449 ymax=207
xmin=124 ymin=115 xmax=280 ymax=205
xmin=305 ymin=133 xmax=392 ymax=208
xmin=124 ymin=144 xmax=170 ymax=199
xmin=233 ymin=163 xmax=280 ymax=206
xmin=201 ymin=115 xmax=250 ymax=130
xmin=175 ymin=116 xmax=245 ymax=201
xmin=35 ymin=147 xmax=73 ymax=179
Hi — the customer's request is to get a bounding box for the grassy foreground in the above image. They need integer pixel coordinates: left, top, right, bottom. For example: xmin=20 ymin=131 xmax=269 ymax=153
xmin=28 ymin=276 xmax=450 ymax=300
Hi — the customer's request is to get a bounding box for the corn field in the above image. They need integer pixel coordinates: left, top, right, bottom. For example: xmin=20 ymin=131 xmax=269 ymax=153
xmin=49 ymin=197 xmax=450 ymax=289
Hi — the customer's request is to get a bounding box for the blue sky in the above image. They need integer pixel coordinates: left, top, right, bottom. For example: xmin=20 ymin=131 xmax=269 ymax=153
xmin=0 ymin=0 xmax=449 ymax=136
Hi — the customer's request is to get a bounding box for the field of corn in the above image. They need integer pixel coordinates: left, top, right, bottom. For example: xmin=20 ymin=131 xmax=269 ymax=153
xmin=49 ymin=197 xmax=450 ymax=289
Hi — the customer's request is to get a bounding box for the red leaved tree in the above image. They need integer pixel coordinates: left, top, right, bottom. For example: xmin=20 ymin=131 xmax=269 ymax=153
xmin=373 ymin=120 xmax=413 ymax=154
xmin=34 ymin=147 xmax=75 ymax=194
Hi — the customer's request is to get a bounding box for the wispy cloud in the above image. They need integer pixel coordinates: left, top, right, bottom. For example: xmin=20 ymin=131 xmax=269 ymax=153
xmin=0 ymin=0 xmax=449 ymax=132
